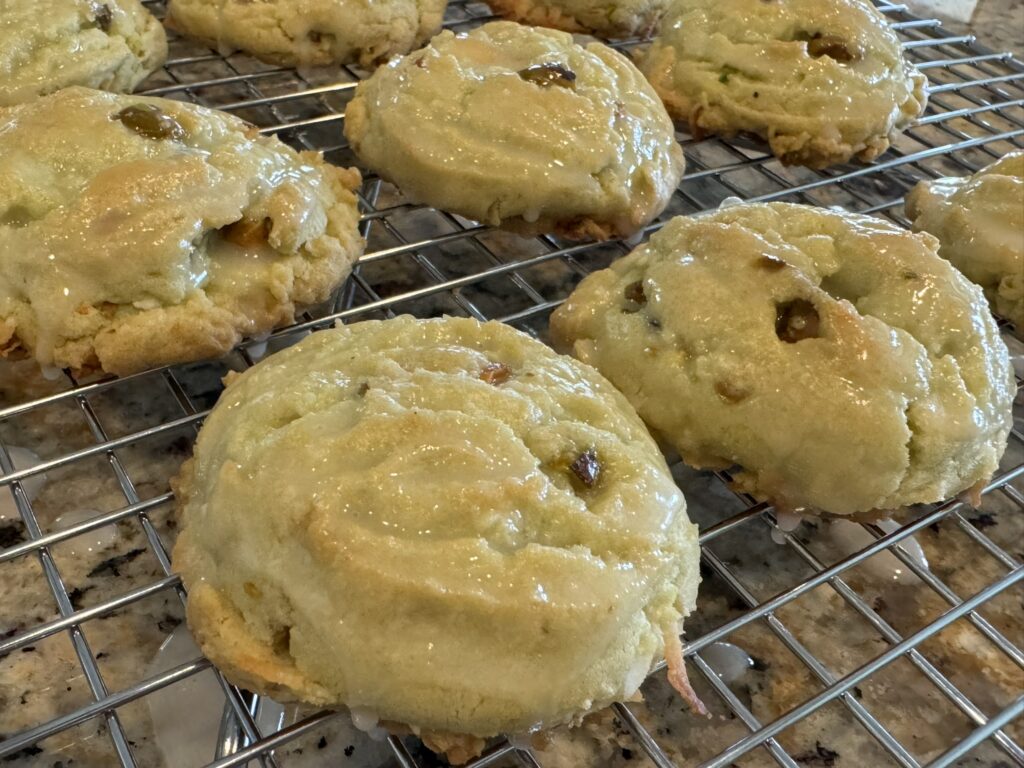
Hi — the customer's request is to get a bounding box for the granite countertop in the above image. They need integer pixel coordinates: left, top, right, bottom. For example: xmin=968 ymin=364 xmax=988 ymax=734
xmin=913 ymin=0 xmax=1024 ymax=57
xmin=1 ymin=312 xmax=1022 ymax=768
xmin=1 ymin=5 xmax=1023 ymax=768
xmin=970 ymin=0 xmax=1023 ymax=57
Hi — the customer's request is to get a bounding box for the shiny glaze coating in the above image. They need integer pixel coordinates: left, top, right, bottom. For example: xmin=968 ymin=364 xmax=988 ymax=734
xmin=173 ymin=316 xmax=700 ymax=747
xmin=166 ymin=0 xmax=447 ymax=69
xmin=638 ymin=0 xmax=927 ymax=168
xmin=0 ymin=0 xmax=167 ymax=106
xmin=344 ymin=22 xmax=685 ymax=240
xmin=551 ymin=202 xmax=1014 ymax=516
xmin=906 ymin=150 xmax=1024 ymax=337
xmin=484 ymin=0 xmax=667 ymax=39
xmin=0 ymin=87 xmax=363 ymax=376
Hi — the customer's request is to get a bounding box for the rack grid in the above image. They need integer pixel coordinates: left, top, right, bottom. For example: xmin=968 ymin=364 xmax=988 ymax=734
xmin=0 ymin=2 xmax=1022 ymax=767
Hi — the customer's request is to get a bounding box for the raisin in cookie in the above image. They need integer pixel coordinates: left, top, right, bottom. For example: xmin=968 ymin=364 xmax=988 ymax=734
xmin=344 ymin=22 xmax=685 ymax=241
xmin=484 ymin=0 xmax=666 ymax=39
xmin=638 ymin=0 xmax=927 ymax=168
xmin=166 ymin=0 xmax=447 ymax=69
xmin=172 ymin=316 xmax=703 ymax=762
xmin=0 ymin=87 xmax=363 ymax=377
xmin=550 ymin=203 xmax=1014 ymax=517
xmin=0 ymin=0 xmax=167 ymax=106
xmin=906 ymin=150 xmax=1023 ymax=336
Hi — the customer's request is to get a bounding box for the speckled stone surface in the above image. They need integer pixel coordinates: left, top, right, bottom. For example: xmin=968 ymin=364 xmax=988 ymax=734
xmin=1 ymin=321 xmax=1022 ymax=768
xmin=969 ymin=0 xmax=1023 ymax=57
xmin=909 ymin=0 xmax=1024 ymax=56
xmin=1 ymin=3 xmax=1023 ymax=767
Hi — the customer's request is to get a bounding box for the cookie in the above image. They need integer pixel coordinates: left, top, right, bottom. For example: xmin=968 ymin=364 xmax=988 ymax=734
xmin=906 ymin=150 xmax=1024 ymax=336
xmin=484 ymin=0 xmax=666 ymax=39
xmin=638 ymin=0 xmax=927 ymax=168
xmin=0 ymin=0 xmax=167 ymax=106
xmin=166 ymin=0 xmax=447 ymax=69
xmin=172 ymin=316 xmax=703 ymax=761
xmin=344 ymin=22 xmax=685 ymax=241
xmin=550 ymin=202 xmax=1014 ymax=517
xmin=0 ymin=87 xmax=363 ymax=377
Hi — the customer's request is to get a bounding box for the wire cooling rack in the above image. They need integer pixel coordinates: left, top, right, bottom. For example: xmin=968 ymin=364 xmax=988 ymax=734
xmin=0 ymin=2 xmax=1022 ymax=767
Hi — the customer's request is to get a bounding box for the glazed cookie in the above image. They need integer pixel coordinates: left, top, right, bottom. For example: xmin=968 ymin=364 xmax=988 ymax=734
xmin=638 ymin=0 xmax=927 ymax=168
xmin=484 ymin=0 xmax=666 ymax=39
xmin=0 ymin=87 xmax=363 ymax=377
xmin=0 ymin=0 xmax=167 ymax=106
xmin=906 ymin=150 xmax=1024 ymax=335
xmin=172 ymin=316 xmax=703 ymax=762
xmin=550 ymin=203 xmax=1014 ymax=517
xmin=166 ymin=0 xmax=447 ymax=68
xmin=344 ymin=22 xmax=685 ymax=241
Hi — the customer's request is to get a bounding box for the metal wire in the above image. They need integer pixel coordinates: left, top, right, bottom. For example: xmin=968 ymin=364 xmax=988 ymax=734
xmin=1 ymin=1 xmax=1022 ymax=767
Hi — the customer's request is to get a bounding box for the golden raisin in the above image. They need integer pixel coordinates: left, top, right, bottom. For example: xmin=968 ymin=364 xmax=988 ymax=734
xmin=91 ymin=2 xmax=113 ymax=31
xmin=221 ymin=217 xmax=272 ymax=247
xmin=518 ymin=64 xmax=576 ymax=89
xmin=805 ymin=33 xmax=860 ymax=63
xmin=775 ymin=299 xmax=821 ymax=343
xmin=479 ymin=362 xmax=512 ymax=386
xmin=714 ymin=380 xmax=748 ymax=403
xmin=756 ymin=255 xmax=787 ymax=271
xmin=569 ymin=449 xmax=600 ymax=488
xmin=624 ymin=280 xmax=647 ymax=306
xmin=113 ymin=104 xmax=186 ymax=141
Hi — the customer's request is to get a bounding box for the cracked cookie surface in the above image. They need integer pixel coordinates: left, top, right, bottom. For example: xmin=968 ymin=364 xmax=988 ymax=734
xmin=637 ymin=0 xmax=927 ymax=168
xmin=0 ymin=87 xmax=363 ymax=377
xmin=906 ymin=150 xmax=1024 ymax=337
xmin=344 ymin=21 xmax=685 ymax=241
xmin=166 ymin=0 xmax=447 ymax=68
xmin=0 ymin=0 xmax=167 ymax=106
xmin=550 ymin=202 xmax=1014 ymax=517
xmin=172 ymin=315 xmax=700 ymax=752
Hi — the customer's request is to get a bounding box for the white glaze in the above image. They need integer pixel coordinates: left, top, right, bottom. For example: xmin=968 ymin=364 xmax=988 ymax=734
xmin=701 ymin=641 xmax=754 ymax=684
xmin=146 ymin=624 xmax=224 ymax=767
xmin=52 ymin=508 xmax=120 ymax=557
xmin=0 ymin=446 xmax=47 ymax=524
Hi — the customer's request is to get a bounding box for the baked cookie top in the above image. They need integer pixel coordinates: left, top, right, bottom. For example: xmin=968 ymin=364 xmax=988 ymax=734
xmin=0 ymin=0 xmax=167 ymax=106
xmin=484 ymin=0 xmax=666 ymax=39
xmin=344 ymin=22 xmax=685 ymax=241
xmin=906 ymin=150 xmax=1024 ymax=335
xmin=166 ymin=0 xmax=447 ymax=68
xmin=550 ymin=202 xmax=1014 ymax=517
xmin=638 ymin=0 xmax=927 ymax=168
xmin=172 ymin=316 xmax=701 ymax=751
xmin=0 ymin=87 xmax=363 ymax=377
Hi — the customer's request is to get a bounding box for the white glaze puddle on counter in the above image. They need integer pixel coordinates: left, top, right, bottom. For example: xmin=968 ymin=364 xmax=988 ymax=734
xmin=146 ymin=624 xmax=224 ymax=767
xmin=0 ymin=446 xmax=47 ymax=523
xmin=826 ymin=519 xmax=929 ymax=585
xmin=701 ymin=641 xmax=755 ymax=685
xmin=52 ymin=508 xmax=119 ymax=557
